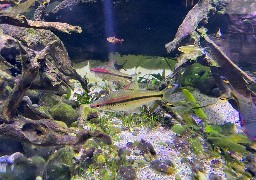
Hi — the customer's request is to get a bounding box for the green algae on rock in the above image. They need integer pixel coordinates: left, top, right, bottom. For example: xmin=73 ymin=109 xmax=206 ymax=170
xmin=50 ymin=103 xmax=78 ymax=126
xmin=46 ymin=147 xmax=75 ymax=180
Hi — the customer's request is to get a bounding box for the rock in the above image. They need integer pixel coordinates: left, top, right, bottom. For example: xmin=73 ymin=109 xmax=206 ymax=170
xmin=45 ymin=147 xmax=74 ymax=180
xmin=30 ymin=156 xmax=47 ymax=177
xmin=210 ymin=159 xmax=222 ymax=168
xmin=0 ymin=152 xmax=44 ymax=180
xmin=208 ymin=173 xmax=222 ymax=180
xmin=25 ymin=90 xmax=41 ymax=104
xmin=22 ymin=143 xmax=58 ymax=159
xmin=49 ymin=102 xmax=79 ymax=125
xmin=77 ymin=104 xmax=99 ymax=126
xmin=118 ymin=147 xmax=131 ymax=158
xmin=39 ymin=94 xmax=61 ymax=107
xmin=150 ymin=159 xmax=176 ymax=175
xmin=0 ymin=136 xmax=23 ymax=156
xmin=118 ymin=165 xmax=137 ymax=180
xmin=137 ymin=139 xmax=156 ymax=156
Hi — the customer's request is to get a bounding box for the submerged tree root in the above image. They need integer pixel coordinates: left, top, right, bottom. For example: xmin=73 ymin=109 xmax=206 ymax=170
xmin=0 ymin=14 xmax=82 ymax=33
xmin=0 ymin=116 xmax=111 ymax=146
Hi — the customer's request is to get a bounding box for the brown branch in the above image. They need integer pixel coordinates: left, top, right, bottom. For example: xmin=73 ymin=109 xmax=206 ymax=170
xmin=0 ymin=117 xmax=112 ymax=146
xmin=203 ymin=34 xmax=255 ymax=84
xmin=1 ymin=46 xmax=39 ymax=120
xmin=202 ymin=34 xmax=256 ymax=99
xmin=165 ymin=0 xmax=211 ymax=53
xmin=0 ymin=0 xmax=17 ymax=5
xmin=0 ymin=14 xmax=82 ymax=33
xmin=51 ymin=0 xmax=96 ymax=14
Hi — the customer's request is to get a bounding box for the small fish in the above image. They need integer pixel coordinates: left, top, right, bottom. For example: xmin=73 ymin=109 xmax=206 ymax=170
xmin=178 ymin=45 xmax=203 ymax=54
xmin=90 ymin=84 xmax=178 ymax=112
xmin=90 ymin=66 xmax=133 ymax=83
xmin=220 ymin=76 xmax=256 ymax=140
xmin=107 ymin=36 xmax=124 ymax=44
xmin=215 ymin=28 xmax=222 ymax=38
xmin=0 ymin=0 xmax=36 ymax=15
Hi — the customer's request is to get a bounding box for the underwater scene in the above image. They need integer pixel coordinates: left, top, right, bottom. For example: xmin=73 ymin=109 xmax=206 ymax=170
xmin=0 ymin=0 xmax=256 ymax=179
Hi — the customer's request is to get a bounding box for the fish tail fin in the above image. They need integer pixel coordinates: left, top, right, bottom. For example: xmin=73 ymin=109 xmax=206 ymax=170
xmin=123 ymin=72 xmax=140 ymax=90
xmin=242 ymin=123 xmax=256 ymax=141
xmin=163 ymin=84 xmax=179 ymax=103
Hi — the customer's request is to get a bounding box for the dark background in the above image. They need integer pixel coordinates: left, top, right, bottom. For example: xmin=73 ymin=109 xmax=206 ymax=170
xmin=46 ymin=0 xmax=200 ymax=61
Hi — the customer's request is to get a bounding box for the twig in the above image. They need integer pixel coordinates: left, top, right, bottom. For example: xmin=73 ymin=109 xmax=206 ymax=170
xmin=51 ymin=0 xmax=96 ymax=14
xmin=0 ymin=116 xmax=111 ymax=146
xmin=0 ymin=0 xmax=17 ymax=5
xmin=0 ymin=14 xmax=82 ymax=33
xmin=165 ymin=0 xmax=211 ymax=53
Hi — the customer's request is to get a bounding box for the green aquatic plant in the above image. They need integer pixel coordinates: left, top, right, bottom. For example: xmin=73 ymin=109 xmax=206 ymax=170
xmin=75 ymin=92 xmax=90 ymax=104
xmin=207 ymin=136 xmax=247 ymax=154
xmin=178 ymin=63 xmax=214 ymax=94
xmin=189 ymin=137 xmax=203 ymax=155
xmin=171 ymin=124 xmax=187 ymax=136
xmin=182 ymin=88 xmax=207 ymax=120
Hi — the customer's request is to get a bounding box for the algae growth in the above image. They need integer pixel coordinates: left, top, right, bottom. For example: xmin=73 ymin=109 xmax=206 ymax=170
xmin=0 ymin=0 xmax=255 ymax=180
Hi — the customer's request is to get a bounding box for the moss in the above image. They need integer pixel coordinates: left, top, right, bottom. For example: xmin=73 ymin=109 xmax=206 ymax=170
xmin=79 ymin=104 xmax=98 ymax=121
xmin=26 ymin=28 xmax=37 ymax=36
xmin=54 ymin=120 xmax=68 ymax=128
xmin=37 ymin=105 xmax=52 ymax=118
xmin=46 ymin=147 xmax=75 ymax=180
xmin=39 ymin=94 xmax=61 ymax=107
xmin=50 ymin=103 xmax=78 ymax=125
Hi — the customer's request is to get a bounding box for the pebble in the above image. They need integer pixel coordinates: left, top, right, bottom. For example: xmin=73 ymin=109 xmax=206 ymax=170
xmin=150 ymin=159 xmax=176 ymax=175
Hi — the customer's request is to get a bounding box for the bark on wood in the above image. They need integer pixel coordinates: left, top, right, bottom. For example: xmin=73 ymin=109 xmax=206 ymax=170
xmin=0 ymin=14 xmax=82 ymax=33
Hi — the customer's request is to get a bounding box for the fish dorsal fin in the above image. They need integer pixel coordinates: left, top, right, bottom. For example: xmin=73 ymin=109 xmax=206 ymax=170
xmin=123 ymin=80 xmax=139 ymax=90
xmin=163 ymin=84 xmax=179 ymax=103
xmin=123 ymin=68 xmax=141 ymax=90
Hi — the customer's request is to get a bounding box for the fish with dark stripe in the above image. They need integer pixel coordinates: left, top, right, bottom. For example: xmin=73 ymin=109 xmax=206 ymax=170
xmin=90 ymin=84 xmax=178 ymax=112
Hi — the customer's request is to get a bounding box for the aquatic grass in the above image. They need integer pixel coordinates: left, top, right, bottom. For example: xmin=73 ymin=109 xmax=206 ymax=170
xmin=182 ymin=88 xmax=207 ymax=120
xmin=171 ymin=124 xmax=187 ymax=135
xmin=189 ymin=137 xmax=203 ymax=155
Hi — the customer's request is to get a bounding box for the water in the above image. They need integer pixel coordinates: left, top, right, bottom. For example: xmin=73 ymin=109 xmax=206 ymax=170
xmin=0 ymin=0 xmax=255 ymax=179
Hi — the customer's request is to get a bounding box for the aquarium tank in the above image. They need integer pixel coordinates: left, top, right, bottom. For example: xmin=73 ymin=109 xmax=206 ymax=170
xmin=0 ymin=0 xmax=255 ymax=179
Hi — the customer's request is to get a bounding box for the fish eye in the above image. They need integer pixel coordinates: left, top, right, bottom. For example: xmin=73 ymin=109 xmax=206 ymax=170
xmin=220 ymin=76 xmax=229 ymax=83
xmin=219 ymin=97 xmax=227 ymax=101
xmin=223 ymin=79 xmax=229 ymax=84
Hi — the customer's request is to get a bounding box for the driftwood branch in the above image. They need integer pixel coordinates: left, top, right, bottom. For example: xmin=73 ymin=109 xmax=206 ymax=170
xmin=202 ymin=34 xmax=256 ymax=99
xmin=0 ymin=0 xmax=17 ymax=5
xmin=34 ymin=3 xmax=47 ymax=21
xmin=0 ymin=14 xmax=82 ymax=33
xmin=165 ymin=0 xmax=211 ymax=52
xmin=51 ymin=0 xmax=96 ymax=14
xmin=1 ymin=41 xmax=43 ymax=120
xmin=0 ymin=117 xmax=111 ymax=146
